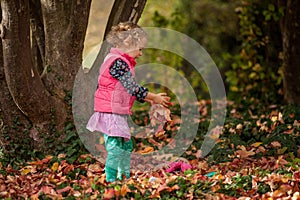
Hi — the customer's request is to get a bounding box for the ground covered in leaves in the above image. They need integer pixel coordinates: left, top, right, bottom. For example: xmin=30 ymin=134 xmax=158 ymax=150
xmin=1 ymin=100 xmax=300 ymax=199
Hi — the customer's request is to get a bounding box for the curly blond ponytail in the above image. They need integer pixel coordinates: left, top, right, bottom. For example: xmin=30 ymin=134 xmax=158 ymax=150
xmin=106 ymin=21 xmax=147 ymax=48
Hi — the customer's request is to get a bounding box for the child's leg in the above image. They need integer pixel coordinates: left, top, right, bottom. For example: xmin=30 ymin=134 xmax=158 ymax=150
xmin=104 ymin=135 xmax=124 ymax=182
xmin=117 ymin=138 xmax=133 ymax=180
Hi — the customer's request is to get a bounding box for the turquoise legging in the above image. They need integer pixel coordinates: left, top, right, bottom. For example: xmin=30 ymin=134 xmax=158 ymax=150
xmin=104 ymin=135 xmax=133 ymax=182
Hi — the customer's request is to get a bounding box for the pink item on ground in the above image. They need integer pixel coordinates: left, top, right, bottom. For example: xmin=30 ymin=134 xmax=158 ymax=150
xmin=166 ymin=161 xmax=192 ymax=173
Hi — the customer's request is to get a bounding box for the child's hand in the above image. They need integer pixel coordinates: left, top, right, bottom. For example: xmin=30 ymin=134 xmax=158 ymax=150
xmin=145 ymin=92 xmax=171 ymax=107
xmin=155 ymin=93 xmax=171 ymax=107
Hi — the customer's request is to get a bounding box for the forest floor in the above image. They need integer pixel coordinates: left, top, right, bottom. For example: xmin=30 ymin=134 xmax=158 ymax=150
xmin=1 ymin=99 xmax=300 ymax=199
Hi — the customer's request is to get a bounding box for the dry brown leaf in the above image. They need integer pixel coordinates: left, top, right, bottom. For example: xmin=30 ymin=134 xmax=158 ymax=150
xmin=56 ymin=186 xmax=72 ymax=194
xmin=154 ymin=130 xmax=165 ymax=138
xmin=207 ymin=126 xmax=223 ymax=140
xmin=149 ymin=104 xmax=172 ymax=127
xmin=20 ymin=166 xmax=36 ymax=175
xmin=272 ymin=184 xmax=292 ymax=198
xmin=270 ymin=141 xmax=281 ymax=148
xmin=102 ymin=188 xmax=115 ymax=200
xmin=235 ymin=145 xmax=255 ymax=158
xmin=138 ymin=146 xmax=154 ymax=154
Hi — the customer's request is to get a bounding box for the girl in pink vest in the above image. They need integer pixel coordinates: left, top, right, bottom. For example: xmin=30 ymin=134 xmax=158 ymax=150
xmin=86 ymin=21 xmax=170 ymax=182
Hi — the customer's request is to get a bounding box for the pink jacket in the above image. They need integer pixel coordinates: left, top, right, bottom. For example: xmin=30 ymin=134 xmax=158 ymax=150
xmin=94 ymin=48 xmax=136 ymax=114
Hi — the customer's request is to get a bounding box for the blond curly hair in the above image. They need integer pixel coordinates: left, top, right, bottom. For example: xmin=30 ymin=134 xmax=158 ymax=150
xmin=106 ymin=21 xmax=147 ymax=49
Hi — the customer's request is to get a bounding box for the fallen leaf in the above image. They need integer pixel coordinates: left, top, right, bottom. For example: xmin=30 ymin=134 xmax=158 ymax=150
xmin=138 ymin=146 xmax=154 ymax=154
xmin=272 ymin=184 xmax=292 ymax=198
xmin=57 ymin=186 xmax=72 ymax=194
xmin=251 ymin=142 xmax=262 ymax=147
xmin=103 ymin=188 xmax=115 ymax=200
xmin=20 ymin=166 xmax=36 ymax=175
xmin=235 ymin=145 xmax=255 ymax=158
xmin=51 ymin=162 xmax=59 ymax=172
xmin=120 ymin=184 xmax=129 ymax=197
xmin=195 ymin=149 xmax=202 ymax=159
xmin=207 ymin=126 xmax=223 ymax=140
xmin=293 ymin=171 xmax=300 ymax=181
xmin=39 ymin=185 xmax=56 ymax=195
xmin=154 ymin=130 xmax=165 ymax=138
xmin=270 ymin=141 xmax=281 ymax=148
xmin=236 ymin=124 xmax=243 ymax=130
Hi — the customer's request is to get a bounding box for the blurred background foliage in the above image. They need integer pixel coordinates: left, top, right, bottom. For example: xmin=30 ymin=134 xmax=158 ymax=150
xmin=139 ymin=0 xmax=284 ymax=104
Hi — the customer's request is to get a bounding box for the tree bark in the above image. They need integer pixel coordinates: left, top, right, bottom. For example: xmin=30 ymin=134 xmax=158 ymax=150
xmin=0 ymin=9 xmax=31 ymax=153
xmin=29 ymin=0 xmax=45 ymax=75
xmin=1 ymin=0 xmax=52 ymax=124
xmin=279 ymin=0 xmax=300 ymax=105
xmin=41 ymin=0 xmax=91 ymax=97
xmin=0 ymin=0 xmax=91 ymax=155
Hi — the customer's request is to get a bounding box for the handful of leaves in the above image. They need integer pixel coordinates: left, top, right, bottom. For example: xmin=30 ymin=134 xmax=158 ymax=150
xmin=149 ymin=104 xmax=172 ymax=133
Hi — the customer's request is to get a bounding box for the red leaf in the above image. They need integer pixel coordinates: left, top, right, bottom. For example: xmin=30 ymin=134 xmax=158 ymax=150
xmin=293 ymin=171 xmax=300 ymax=181
xmin=39 ymin=185 xmax=56 ymax=195
xmin=56 ymin=186 xmax=72 ymax=194
xmin=103 ymin=188 xmax=115 ymax=200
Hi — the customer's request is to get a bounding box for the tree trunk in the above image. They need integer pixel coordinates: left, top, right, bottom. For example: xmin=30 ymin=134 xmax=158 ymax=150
xmin=279 ymin=0 xmax=300 ymax=105
xmin=0 ymin=12 xmax=31 ymax=154
xmin=0 ymin=0 xmax=49 ymax=156
xmin=0 ymin=0 xmax=91 ymax=156
xmin=39 ymin=0 xmax=92 ymax=132
xmin=41 ymin=0 xmax=91 ymax=96
xmin=1 ymin=0 xmax=52 ymax=123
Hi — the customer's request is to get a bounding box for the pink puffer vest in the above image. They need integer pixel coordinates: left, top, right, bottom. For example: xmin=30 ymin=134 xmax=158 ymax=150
xmin=94 ymin=48 xmax=136 ymax=114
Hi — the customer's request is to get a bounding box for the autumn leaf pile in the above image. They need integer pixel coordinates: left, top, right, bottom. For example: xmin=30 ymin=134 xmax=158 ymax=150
xmin=1 ymin=101 xmax=300 ymax=199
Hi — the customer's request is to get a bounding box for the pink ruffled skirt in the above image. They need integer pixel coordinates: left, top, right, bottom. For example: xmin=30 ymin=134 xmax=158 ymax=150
xmin=86 ymin=112 xmax=131 ymax=140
